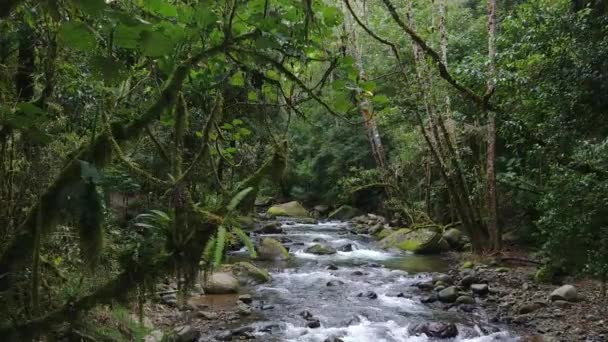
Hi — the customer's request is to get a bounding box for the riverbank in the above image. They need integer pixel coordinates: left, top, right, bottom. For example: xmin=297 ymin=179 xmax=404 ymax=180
xmin=434 ymin=252 xmax=608 ymax=342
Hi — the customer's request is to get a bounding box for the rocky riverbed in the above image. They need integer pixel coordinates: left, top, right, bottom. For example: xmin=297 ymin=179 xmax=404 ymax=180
xmin=142 ymin=213 xmax=607 ymax=342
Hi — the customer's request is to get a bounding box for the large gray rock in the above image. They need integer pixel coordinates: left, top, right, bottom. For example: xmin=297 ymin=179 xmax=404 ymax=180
xmin=174 ymin=325 xmax=200 ymax=342
xmin=410 ymin=322 xmax=458 ymax=339
xmin=256 ymin=222 xmax=284 ymax=234
xmin=257 ymin=237 xmax=290 ymax=261
xmin=305 ymin=244 xmax=337 ymax=255
xmin=438 ymin=286 xmax=459 ymax=303
xmin=313 ymin=204 xmax=330 ymax=215
xmin=230 ymin=261 xmax=271 ymax=284
xmin=471 ymin=283 xmax=489 ymax=295
xmin=550 ymin=285 xmax=578 ymax=302
xmin=202 ymin=272 xmax=239 ymax=294
xmin=267 ymin=201 xmax=309 ymax=217
xmin=442 ymin=228 xmax=464 ymax=249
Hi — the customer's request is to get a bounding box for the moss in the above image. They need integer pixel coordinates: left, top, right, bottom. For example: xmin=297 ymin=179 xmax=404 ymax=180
xmin=461 ymin=261 xmax=474 ymax=269
xmin=380 ymin=228 xmax=447 ymax=254
xmin=232 ymin=261 xmax=271 ymax=283
xmin=374 ymin=228 xmax=392 ymax=240
xmin=257 ymin=238 xmax=289 ymax=260
xmin=266 ymin=201 xmax=309 ymax=218
xmin=534 ymin=265 xmax=555 ymax=283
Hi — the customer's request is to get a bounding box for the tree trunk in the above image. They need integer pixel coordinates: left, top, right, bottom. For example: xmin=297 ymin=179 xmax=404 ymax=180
xmin=486 ymin=0 xmax=500 ymax=251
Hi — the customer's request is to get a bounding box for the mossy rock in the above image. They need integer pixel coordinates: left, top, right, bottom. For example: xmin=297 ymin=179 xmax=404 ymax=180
xmin=327 ymin=205 xmax=361 ymax=220
xmin=461 ymin=261 xmax=474 ymax=269
xmin=305 ymin=244 xmax=337 ymax=255
xmin=257 ymin=237 xmax=290 ymax=260
xmin=237 ymin=216 xmax=256 ymax=230
xmin=231 ymin=261 xmax=271 ymax=284
xmin=379 ymin=228 xmax=448 ymax=254
xmin=374 ymin=228 xmax=393 ymax=240
xmin=442 ymin=228 xmax=464 ymax=249
xmin=266 ymin=201 xmax=309 ymax=218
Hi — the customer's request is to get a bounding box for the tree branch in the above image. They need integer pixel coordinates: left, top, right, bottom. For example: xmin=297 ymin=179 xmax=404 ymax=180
xmin=380 ymin=0 xmax=494 ymax=111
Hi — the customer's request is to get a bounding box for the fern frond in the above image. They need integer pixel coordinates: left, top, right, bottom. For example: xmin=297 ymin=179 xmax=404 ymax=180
xmin=202 ymin=235 xmax=216 ymax=264
xmin=227 ymin=187 xmax=255 ymax=212
xmin=213 ymin=225 xmax=227 ymax=267
xmin=233 ymin=226 xmax=257 ymax=258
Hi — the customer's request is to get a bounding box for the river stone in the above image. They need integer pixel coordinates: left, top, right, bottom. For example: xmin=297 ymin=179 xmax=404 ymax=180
xmin=433 ymin=274 xmax=452 ymax=284
xmin=174 ymin=325 xmax=200 ymax=342
xmin=305 ymin=244 xmax=337 ymax=255
xmin=267 ymin=201 xmax=309 ymax=218
xmin=337 ymin=243 xmax=354 ymax=252
xmin=231 ymin=261 xmax=271 ymax=284
xmin=460 ymin=274 xmax=477 ymax=288
xmin=238 ymin=294 xmax=253 ymax=304
xmin=258 ymin=237 xmax=290 ymax=260
xmin=518 ymin=302 xmax=542 ymax=314
xmin=442 ymin=228 xmax=464 ymax=249
xmin=327 ymin=205 xmax=361 ymax=220
xmin=550 ymin=285 xmax=578 ymax=302
xmin=202 ymin=272 xmax=239 ymax=294
xmin=456 ymin=295 xmax=475 ymax=304
xmin=410 ymin=322 xmax=458 ymax=339
xmin=553 ymin=300 xmax=572 ymax=308
xmin=307 ymin=319 xmax=321 ymax=328
xmin=438 ymin=286 xmax=459 ymax=303
xmin=471 ymin=283 xmax=489 ymax=295
xmin=256 ymin=222 xmax=283 ymax=234
xmin=327 ymin=280 xmax=345 ymax=286
xmin=379 ymin=228 xmax=449 ymax=254
xmin=197 ymin=310 xmax=219 ymax=320
xmin=237 ymin=216 xmax=256 ymax=230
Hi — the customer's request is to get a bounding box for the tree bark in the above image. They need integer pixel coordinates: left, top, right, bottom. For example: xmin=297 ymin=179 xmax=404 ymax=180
xmin=486 ymin=0 xmax=500 ymax=251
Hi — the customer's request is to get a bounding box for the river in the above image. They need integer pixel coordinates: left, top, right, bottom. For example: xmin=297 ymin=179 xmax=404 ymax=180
xmin=201 ymin=219 xmax=518 ymax=341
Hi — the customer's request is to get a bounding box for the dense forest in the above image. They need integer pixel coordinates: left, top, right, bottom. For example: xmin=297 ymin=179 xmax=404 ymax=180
xmin=0 ymin=0 xmax=607 ymax=341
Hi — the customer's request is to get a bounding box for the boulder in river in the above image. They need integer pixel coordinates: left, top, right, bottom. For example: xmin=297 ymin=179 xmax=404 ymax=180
xmin=438 ymin=286 xmax=459 ymax=303
xmin=326 ymin=280 xmax=345 ymax=286
xmin=173 ymin=325 xmax=200 ymax=342
xmin=257 ymin=237 xmax=290 ymax=261
xmin=266 ymin=201 xmax=309 ymax=218
xmin=327 ymin=205 xmax=361 ymax=220
xmin=305 ymin=244 xmax=337 ymax=255
xmin=202 ymin=272 xmax=239 ymax=294
xmin=550 ymin=284 xmax=578 ymax=302
xmin=379 ymin=228 xmax=449 ymax=254
xmin=442 ymin=228 xmax=464 ymax=249
xmin=256 ymin=222 xmax=284 ymax=234
xmin=337 ymin=243 xmax=354 ymax=252
xmin=313 ymin=204 xmax=330 ymax=215
xmin=410 ymin=322 xmax=458 ymax=339
xmin=230 ymin=261 xmax=271 ymax=284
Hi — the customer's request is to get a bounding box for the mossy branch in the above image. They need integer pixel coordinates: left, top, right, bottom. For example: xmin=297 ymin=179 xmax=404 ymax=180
xmin=0 ymin=40 xmax=239 ymax=290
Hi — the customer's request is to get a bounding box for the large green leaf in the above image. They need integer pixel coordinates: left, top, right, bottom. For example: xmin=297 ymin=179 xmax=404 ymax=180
xmin=114 ymin=24 xmax=145 ymax=49
xmin=143 ymin=0 xmax=177 ymax=17
xmin=90 ymin=55 xmax=124 ymax=84
xmin=71 ymin=0 xmax=105 ymax=16
xmin=140 ymin=30 xmax=174 ymax=57
xmin=60 ymin=22 xmax=96 ymax=51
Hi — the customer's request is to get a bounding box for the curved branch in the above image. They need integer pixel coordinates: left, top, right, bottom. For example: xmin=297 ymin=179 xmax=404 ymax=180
xmin=380 ymin=0 xmax=494 ymax=111
xmin=343 ymin=0 xmax=402 ymax=63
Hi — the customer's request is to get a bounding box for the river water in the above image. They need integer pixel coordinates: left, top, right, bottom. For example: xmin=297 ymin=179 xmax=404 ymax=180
xmin=205 ymin=219 xmax=518 ymax=341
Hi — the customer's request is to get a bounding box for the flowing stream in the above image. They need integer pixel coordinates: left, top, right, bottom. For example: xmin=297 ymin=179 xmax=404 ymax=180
xmin=203 ymin=219 xmax=518 ymax=341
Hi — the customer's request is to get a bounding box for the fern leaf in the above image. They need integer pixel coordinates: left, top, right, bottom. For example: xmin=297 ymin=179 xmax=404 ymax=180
xmin=213 ymin=225 xmax=227 ymax=267
xmin=202 ymin=235 xmax=216 ymax=264
xmin=233 ymin=226 xmax=257 ymax=258
xmin=227 ymin=187 xmax=255 ymax=212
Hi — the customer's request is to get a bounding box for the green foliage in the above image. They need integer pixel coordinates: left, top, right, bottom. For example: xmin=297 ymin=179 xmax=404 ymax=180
xmin=536 ymin=140 xmax=608 ymax=279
